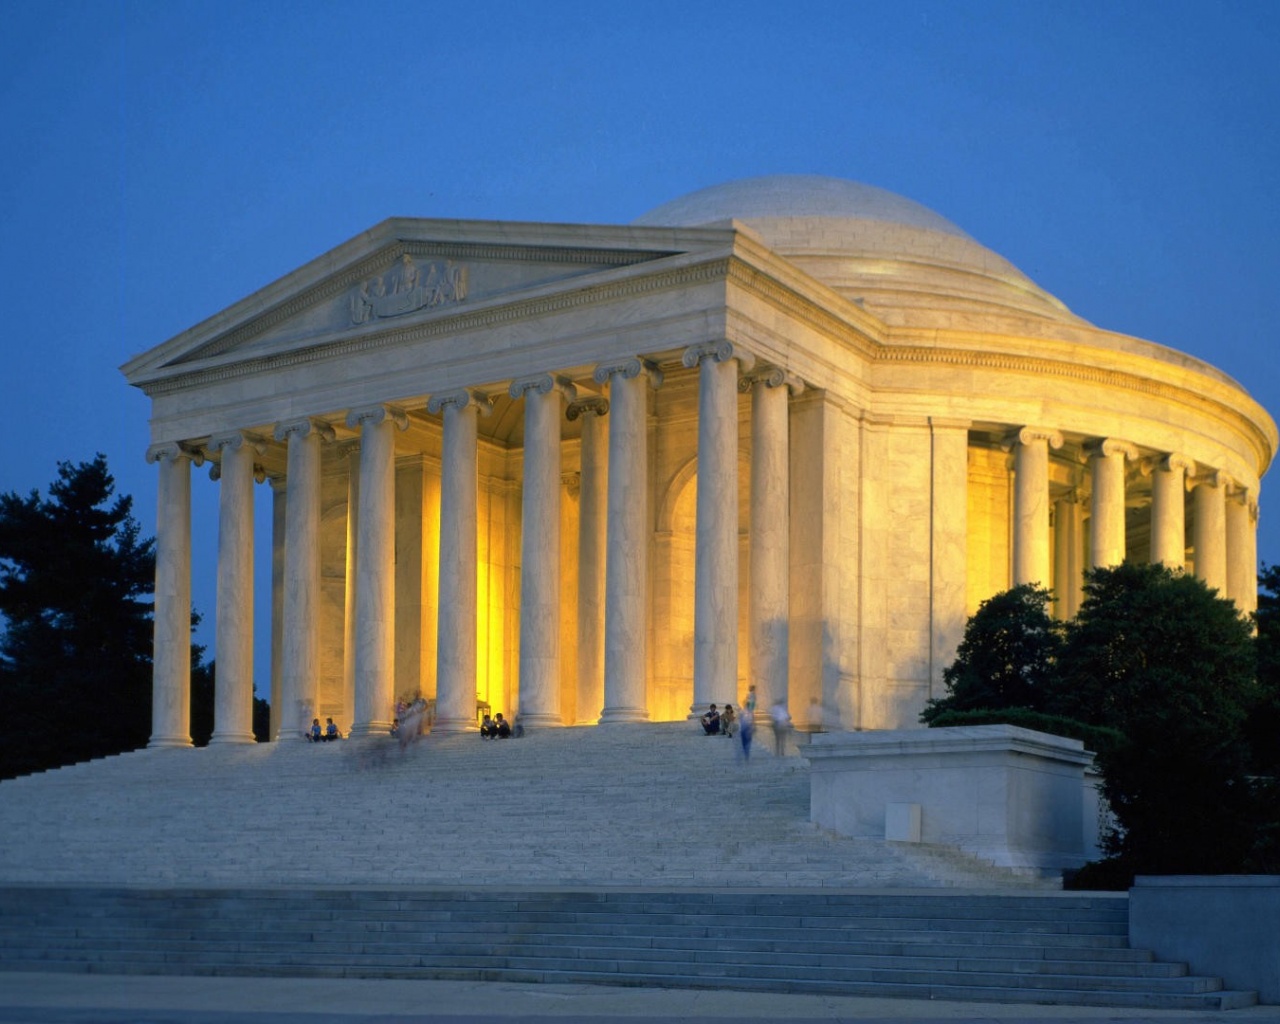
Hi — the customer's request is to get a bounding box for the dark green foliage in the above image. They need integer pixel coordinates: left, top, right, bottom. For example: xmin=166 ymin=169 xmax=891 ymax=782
xmin=1057 ymin=564 xmax=1259 ymax=875
xmin=0 ymin=456 xmax=155 ymax=779
xmin=920 ymin=584 xmax=1062 ymax=724
xmin=1251 ymin=565 xmax=1280 ymax=778
xmin=931 ymin=563 xmax=1276 ymax=881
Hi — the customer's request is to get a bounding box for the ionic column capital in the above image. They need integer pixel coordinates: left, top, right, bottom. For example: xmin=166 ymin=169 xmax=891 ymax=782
xmin=209 ymin=431 xmax=268 ymax=456
xmin=146 ymin=441 xmax=204 ymax=467
xmin=1189 ymin=468 xmax=1229 ymax=492
xmin=566 ymin=395 xmax=610 ymax=421
xmin=346 ymin=404 xmax=410 ymax=431
xmin=426 ymin=388 xmax=493 ymax=417
xmin=509 ymin=373 xmax=577 ymax=403
xmin=593 ymin=357 xmax=663 ymax=389
xmin=1014 ymin=426 xmax=1064 ymax=450
xmin=738 ymin=364 xmax=804 ymax=395
xmin=681 ymin=340 xmax=756 ymax=372
xmin=1087 ymin=437 xmax=1139 ymax=461
xmin=274 ymin=416 xmax=336 ymax=443
xmin=1159 ymin=452 xmax=1196 ymax=475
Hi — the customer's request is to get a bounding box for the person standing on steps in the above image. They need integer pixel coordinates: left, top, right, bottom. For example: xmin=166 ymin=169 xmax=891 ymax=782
xmin=738 ymin=704 xmax=754 ymax=761
xmin=769 ymin=698 xmax=791 ymax=756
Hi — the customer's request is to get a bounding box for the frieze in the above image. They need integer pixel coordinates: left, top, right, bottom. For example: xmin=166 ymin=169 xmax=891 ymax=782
xmin=349 ymin=254 xmax=469 ymax=325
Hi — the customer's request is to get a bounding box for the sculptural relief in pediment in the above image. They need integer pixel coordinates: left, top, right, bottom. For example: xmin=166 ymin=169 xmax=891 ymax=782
xmin=176 ymin=246 xmax=662 ymax=366
xmin=349 ymin=254 xmax=468 ymax=325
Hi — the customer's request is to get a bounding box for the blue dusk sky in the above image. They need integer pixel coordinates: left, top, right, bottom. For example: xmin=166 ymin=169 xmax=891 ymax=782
xmin=2 ymin=1 xmax=1278 ymax=693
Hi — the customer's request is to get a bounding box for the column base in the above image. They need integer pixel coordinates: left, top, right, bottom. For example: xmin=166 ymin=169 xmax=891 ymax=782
xmin=208 ymin=732 xmax=256 ymax=746
xmin=432 ymin=716 xmax=476 ymax=735
xmin=597 ymin=706 xmax=650 ymax=725
xmin=147 ymin=736 xmax=193 ymax=749
xmin=347 ymin=720 xmax=394 ymax=740
xmin=518 ymin=713 xmax=563 ymax=728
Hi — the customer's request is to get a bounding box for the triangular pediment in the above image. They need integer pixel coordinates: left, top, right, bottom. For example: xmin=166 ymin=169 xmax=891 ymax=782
xmin=121 ymin=218 xmax=739 ymax=388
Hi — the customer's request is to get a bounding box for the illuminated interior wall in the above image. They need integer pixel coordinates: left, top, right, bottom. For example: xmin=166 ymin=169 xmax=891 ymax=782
xmin=966 ymin=444 xmax=1012 ymax=615
xmin=318 ymin=448 xmax=353 ymax=730
xmin=558 ymin=458 xmax=581 ymax=724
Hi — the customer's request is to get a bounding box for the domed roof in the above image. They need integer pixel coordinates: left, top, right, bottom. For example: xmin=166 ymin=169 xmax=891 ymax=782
xmin=636 ymin=175 xmax=973 ymax=240
xmin=634 ymin=174 xmax=1084 ymax=328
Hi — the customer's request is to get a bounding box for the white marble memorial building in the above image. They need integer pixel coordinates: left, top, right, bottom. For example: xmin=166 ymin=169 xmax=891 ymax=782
xmin=122 ymin=175 xmax=1276 ymax=746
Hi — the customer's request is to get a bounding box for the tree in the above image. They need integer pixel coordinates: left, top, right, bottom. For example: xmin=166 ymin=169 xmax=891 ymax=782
xmin=1053 ymin=563 xmax=1260 ymax=875
xmin=0 ymin=455 xmax=156 ymax=778
xmin=921 ymin=584 xmax=1063 ymax=724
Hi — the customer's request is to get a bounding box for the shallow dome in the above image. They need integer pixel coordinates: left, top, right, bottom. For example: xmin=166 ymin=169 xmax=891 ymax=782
xmin=635 ymin=174 xmax=1084 ymax=328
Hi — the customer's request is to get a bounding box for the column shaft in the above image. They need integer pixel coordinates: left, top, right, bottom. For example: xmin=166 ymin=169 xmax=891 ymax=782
xmin=1012 ymin=428 xmax=1060 ymax=586
xmin=570 ymin=399 xmax=608 ymax=724
xmin=1193 ymin=475 xmax=1227 ymax=593
xmin=431 ymin=391 xmax=484 ymax=733
xmin=596 ymin=360 xmax=656 ymax=724
xmin=210 ymin=435 xmax=258 ymax=745
xmin=1226 ymin=493 xmax=1253 ymax=608
xmin=747 ymin=372 xmax=789 ymax=713
xmin=689 ymin=345 xmax=744 ymax=711
xmin=148 ymin=445 xmax=193 ymax=749
xmin=347 ymin=407 xmax=403 ymax=737
xmin=1090 ymin=440 xmax=1134 ymax=569
xmin=513 ymin=375 xmax=573 ymax=726
xmin=276 ymin=419 xmax=327 ymax=740
xmin=1150 ymin=455 xmax=1191 ymax=570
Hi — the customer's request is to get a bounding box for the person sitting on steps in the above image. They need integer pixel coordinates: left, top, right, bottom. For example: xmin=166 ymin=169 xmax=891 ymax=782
xmin=479 ymin=714 xmax=497 ymax=739
xmin=323 ymin=718 xmax=341 ymax=741
xmin=308 ymin=718 xmax=322 ymax=742
xmin=495 ymin=713 xmax=512 ymax=738
xmin=700 ymin=704 xmax=720 ymax=735
xmin=720 ymin=704 xmax=736 ymax=738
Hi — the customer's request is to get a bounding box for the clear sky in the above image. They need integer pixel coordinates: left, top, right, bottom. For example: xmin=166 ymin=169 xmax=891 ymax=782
xmin=3 ymin=1 xmax=1278 ymax=694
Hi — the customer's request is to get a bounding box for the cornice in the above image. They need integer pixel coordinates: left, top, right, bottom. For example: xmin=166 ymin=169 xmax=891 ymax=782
xmin=137 ymin=258 xmax=732 ymax=398
xmin=724 ymin=258 xmax=881 ymax=361
xmin=877 ymin=345 xmax=1275 ymax=472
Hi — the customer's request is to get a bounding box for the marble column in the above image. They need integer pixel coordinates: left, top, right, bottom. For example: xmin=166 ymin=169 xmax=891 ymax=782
xmin=741 ymin=366 xmax=796 ymax=714
xmin=1089 ymin=439 xmax=1137 ymax=569
xmin=273 ymin=417 xmax=333 ymax=741
xmin=1150 ymin=453 xmax=1193 ymax=571
xmin=147 ymin=442 xmax=197 ymax=749
xmin=594 ymin=358 xmax=661 ymax=724
xmin=684 ymin=342 xmax=753 ymax=713
xmin=1011 ymin=427 xmax=1062 ymax=587
xmin=511 ymin=373 xmax=576 ymax=727
xmin=1192 ymin=470 xmax=1228 ymax=594
xmin=340 ymin=440 xmax=360 ymax=734
xmin=427 ymin=388 xmax=492 ymax=733
xmin=344 ymin=405 xmax=408 ymax=738
xmin=209 ymin=431 xmax=264 ymax=745
xmin=567 ymin=396 xmax=609 ymax=724
xmin=1226 ymin=487 xmax=1254 ymax=609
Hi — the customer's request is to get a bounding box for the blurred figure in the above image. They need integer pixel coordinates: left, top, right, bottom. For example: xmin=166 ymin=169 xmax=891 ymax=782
xmin=769 ymin=699 xmax=792 ymax=756
xmin=738 ymin=705 xmax=755 ymax=761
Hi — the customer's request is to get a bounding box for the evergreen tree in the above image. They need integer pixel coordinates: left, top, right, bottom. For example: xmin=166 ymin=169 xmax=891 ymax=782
xmin=0 ymin=455 xmax=155 ymax=778
xmin=920 ymin=584 xmax=1062 ymax=723
xmin=1053 ymin=563 xmax=1259 ymax=874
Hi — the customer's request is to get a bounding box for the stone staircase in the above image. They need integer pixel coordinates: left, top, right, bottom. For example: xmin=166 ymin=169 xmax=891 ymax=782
xmin=0 ymin=888 xmax=1257 ymax=1009
xmin=0 ymin=723 xmax=1258 ymax=1008
xmin=0 ymin=723 xmax=1042 ymax=888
